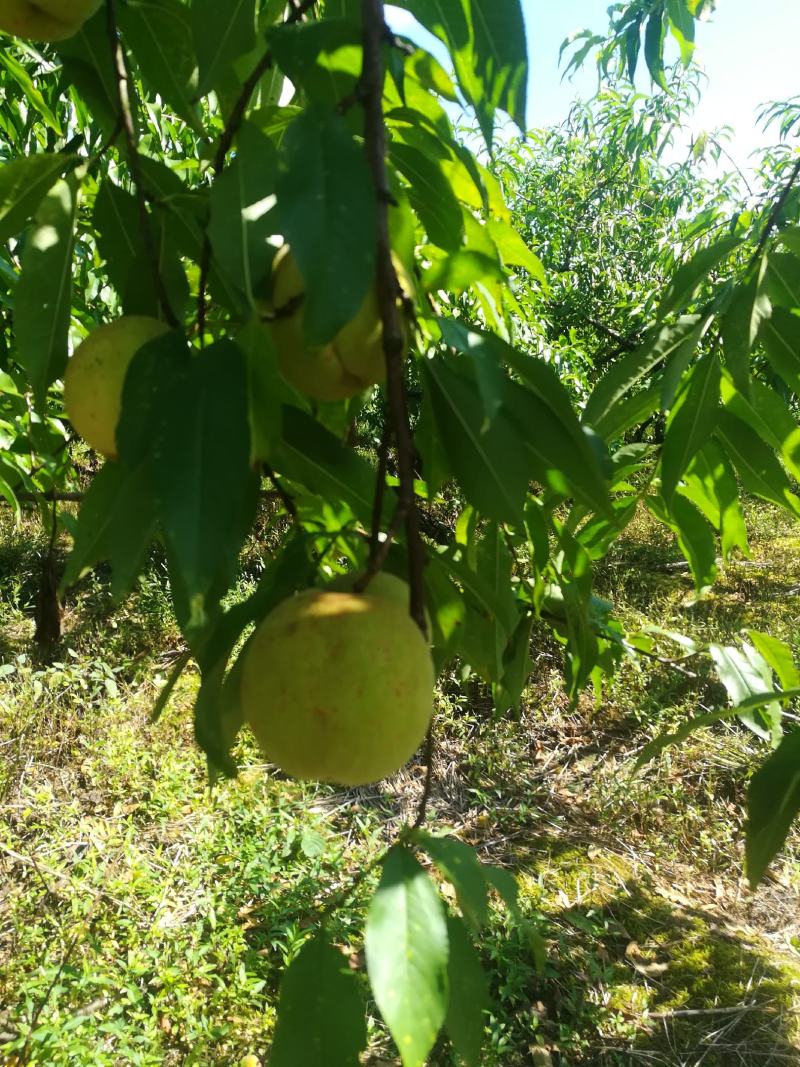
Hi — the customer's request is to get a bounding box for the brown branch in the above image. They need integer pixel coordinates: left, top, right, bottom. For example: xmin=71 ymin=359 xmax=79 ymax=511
xmin=105 ymin=0 xmax=179 ymax=329
xmin=352 ymin=502 xmax=407 ymax=593
xmin=360 ymin=0 xmax=426 ymax=635
xmin=361 ymin=0 xmax=433 ymax=826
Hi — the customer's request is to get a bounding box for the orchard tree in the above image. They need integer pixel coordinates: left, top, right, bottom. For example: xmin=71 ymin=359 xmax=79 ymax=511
xmin=1 ymin=0 xmax=800 ymax=1062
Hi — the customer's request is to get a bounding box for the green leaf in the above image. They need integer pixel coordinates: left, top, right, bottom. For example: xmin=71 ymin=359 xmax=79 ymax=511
xmin=661 ymin=350 xmax=721 ymax=500
xmin=15 ymin=178 xmax=76 ymax=408
xmin=269 ymin=935 xmax=367 ymax=1067
xmin=746 ymin=631 xmax=800 ymax=692
xmin=208 ymin=121 xmax=279 ymax=304
xmin=486 ymin=217 xmax=546 ymax=282
xmin=720 ymin=259 xmax=771 ymax=392
xmin=276 ymin=108 xmax=376 ymax=344
xmin=444 ymin=916 xmax=489 ymax=1067
xmin=0 ymin=51 xmax=61 ymax=133
xmin=93 ymin=179 xmax=187 ymax=320
xmin=365 ymin=846 xmax=449 ymax=1067
xmin=423 ymin=356 xmax=529 ymax=526
xmin=422 ymin=249 xmax=505 ymax=294
xmin=624 ymin=18 xmax=642 ymax=80
xmin=493 ymin=610 xmax=534 ymax=713
xmin=658 ymin=235 xmax=740 ymax=319
xmin=120 ymin=0 xmax=200 ymax=126
xmin=138 ymin=158 xmax=242 ymax=312
xmin=267 ymin=18 xmax=362 ymax=107
xmin=643 ymin=4 xmax=667 ymax=90
xmin=636 ymin=708 xmax=742 ymax=770
xmin=277 ymin=405 xmax=380 ymax=527
xmin=117 ymin=331 xmax=191 ymax=467
xmin=709 ymin=642 xmax=781 ymax=741
xmin=62 ymin=461 xmax=156 ymax=599
xmin=391 ymin=141 xmax=464 ymax=252
xmin=636 ymin=691 xmax=800 ymax=773
xmin=191 ymin=535 xmax=314 ymax=766
xmin=647 ymin=494 xmax=716 ymax=593
xmin=417 ymin=833 xmax=489 ymax=931
xmin=439 ymin=322 xmax=612 ymax=518
xmin=746 ymin=731 xmax=800 ymax=886
xmin=715 ymin=409 xmax=800 ymax=519
xmin=483 ymin=865 xmax=522 ymax=921
xmin=761 ymin=306 xmax=800 ymax=394
xmin=237 ymin=317 xmax=284 ymax=461
xmin=764 ymin=251 xmax=800 ymax=309
xmin=467 ymin=0 xmax=528 ymax=143
xmin=666 ymin=0 xmax=695 ymax=63
xmin=681 ymin=441 xmax=748 ymax=560
xmin=0 ymin=153 xmax=75 ymax=242
xmin=721 ymin=376 xmax=800 ymax=482
xmin=584 ymin=316 xmax=703 ymax=437
xmin=58 ymin=14 xmax=123 ymax=135
xmin=396 ymin=0 xmax=527 ymax=148
xmin=151 ymin=341 xmax=257 ymax=633
xmin=191 ymin=0 xmax=257 ymax=95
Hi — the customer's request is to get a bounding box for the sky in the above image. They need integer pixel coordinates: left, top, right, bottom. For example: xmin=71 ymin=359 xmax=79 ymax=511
xmin=386 ymin=1 xmax=800 ymax=171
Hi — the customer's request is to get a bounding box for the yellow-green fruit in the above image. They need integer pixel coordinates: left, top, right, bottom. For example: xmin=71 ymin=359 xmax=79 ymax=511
xmin=241 ymin=588 xmax=434 ymax=785
xmin=64 ymin=316 xmax=168 ymax=458
xmin=327 ymin=571 xmax=432 ymax=631
xmin=0 ymin=0 xmax=102 ymax=40
xmin=269 ymin=245 xmax=412 ymax=402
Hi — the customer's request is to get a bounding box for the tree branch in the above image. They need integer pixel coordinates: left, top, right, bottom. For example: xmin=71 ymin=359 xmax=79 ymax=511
xmin=361 ymin=0 xmax=433 ymax=826
xmin=105 ymin=0 xmax=179 ymax=328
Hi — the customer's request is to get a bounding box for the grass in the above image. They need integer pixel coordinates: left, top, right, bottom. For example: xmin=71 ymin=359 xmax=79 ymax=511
xmin=1 ymin=501 xmax=799 ymax=1065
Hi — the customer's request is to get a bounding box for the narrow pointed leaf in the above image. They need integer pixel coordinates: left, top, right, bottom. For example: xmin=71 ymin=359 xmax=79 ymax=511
xmin=661 ymin=350 xmax=721 ymax=500
xmin=658 ymin=235 xmax=740 ymax=319
xmin=365 ymin=846 xmax=449 ymax=1067
xmin=444 ymin=916 xmax=490 ymax=1067
xmin=747 ymin=731 xmax=800 ymax=886
xmin=15 ymin=179 xmax=76 ymax=407
xmin=417 ymin=832 xmax=489 ymax=931
xmin=0 ymin=153 xmax=75 ymax=242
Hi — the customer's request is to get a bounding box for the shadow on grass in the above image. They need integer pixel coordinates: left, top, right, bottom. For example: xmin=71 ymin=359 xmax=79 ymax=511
xmin=465 ymin=842 xmax=800 ymax=1067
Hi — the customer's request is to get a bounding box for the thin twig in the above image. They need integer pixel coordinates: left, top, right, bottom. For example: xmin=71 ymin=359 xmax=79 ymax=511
xmin=352 ymin=501 xmax=407 ymax=593
xmin=105 ymin=0 xmax=179 ymax=328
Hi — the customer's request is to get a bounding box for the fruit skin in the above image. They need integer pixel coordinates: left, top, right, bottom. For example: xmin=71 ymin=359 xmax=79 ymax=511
xmin=269 ymin=245 xmax=412 ymax=402
xmin=327 ymin=571 xmax=432 ymax=632
xmin=64 ymin=316 xmax=168 ymax=458
xmin=0 ymin=0 xmax=102 ymax=40
xmin=241 ymin=588 xmax=434 ymax=786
